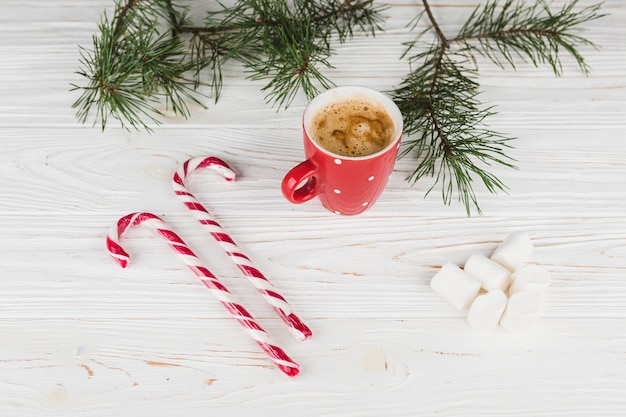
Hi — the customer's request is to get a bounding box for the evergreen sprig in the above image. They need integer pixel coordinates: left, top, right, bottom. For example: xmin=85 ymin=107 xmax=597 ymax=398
xmin=72 ymin=0 xmax=385 ymax=130
xmin=72 ymin=0 xmax=604 ymax=213
xmin=392 ymin=48 xmax=516 ymax=213
xmin=455 ymin=0 xmax=603 ymax=75
xmin=390 ymin=0 xmax=603 ymax=214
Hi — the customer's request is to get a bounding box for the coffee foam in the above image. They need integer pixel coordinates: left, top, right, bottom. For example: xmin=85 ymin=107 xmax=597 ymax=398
xmin=310 ymin=95 xmax=395 ymax=157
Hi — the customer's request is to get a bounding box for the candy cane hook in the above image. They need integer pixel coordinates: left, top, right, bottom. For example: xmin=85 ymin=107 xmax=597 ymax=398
xmin=106 ymin=212 xmax=300 ymax=377
xmin=173 ymin=156 xmax=312 ymax=341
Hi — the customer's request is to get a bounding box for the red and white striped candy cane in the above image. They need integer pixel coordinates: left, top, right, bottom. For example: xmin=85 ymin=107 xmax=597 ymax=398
xmin=173 ymin=156 xmax=312 ymax=341
xmin=106 ymin=212 xmax=300 ymax=377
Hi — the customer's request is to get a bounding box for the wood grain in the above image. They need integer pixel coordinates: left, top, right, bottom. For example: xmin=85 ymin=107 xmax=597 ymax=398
xmin=1 ymin=0 xmax=625 ymax=416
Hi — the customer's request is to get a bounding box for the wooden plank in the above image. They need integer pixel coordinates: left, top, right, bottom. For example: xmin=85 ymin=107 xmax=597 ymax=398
xmin=0 ymin=0 xmax=625 ymax=415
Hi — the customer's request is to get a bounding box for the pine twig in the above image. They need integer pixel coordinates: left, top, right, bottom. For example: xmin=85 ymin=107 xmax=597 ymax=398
xmin=391 ymin=0 xmax=603 ymax=214
xmin=72 ymin=0 xmax=605 ymax=214
xmin=453 ymin=0 xmax=604 ymax=75
xmin=71 ymin=0 xmax=200 ymax=131
xmin=71 ymin=0 xmax=386 ymax=131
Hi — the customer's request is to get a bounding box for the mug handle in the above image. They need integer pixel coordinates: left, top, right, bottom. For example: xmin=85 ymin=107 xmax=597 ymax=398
xmin=281 ymin=160 xmax=320 ymax=204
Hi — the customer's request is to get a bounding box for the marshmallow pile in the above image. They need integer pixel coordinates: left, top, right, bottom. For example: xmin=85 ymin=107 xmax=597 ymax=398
xmin=430 ymin=232 xmax=551 ymax=332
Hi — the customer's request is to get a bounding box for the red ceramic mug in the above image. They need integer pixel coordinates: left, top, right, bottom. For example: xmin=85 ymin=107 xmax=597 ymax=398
xmin=281 ymin=86 xmax=403 ymax=215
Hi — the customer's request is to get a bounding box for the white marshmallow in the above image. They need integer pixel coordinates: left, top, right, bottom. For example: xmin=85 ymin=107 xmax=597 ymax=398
xmin=467 ymin=290 xmax=507 ymax=331
xmin=499 ymin=291 xmax=543 ymax=333
xmin=509 ymin=264 xmax=551 ymax=296
xmin=430 ymin=262 xmax=481 ymax=311
xmin=491 ymin=232 xmax=533 ymax=271
xmin=464 ymin=253 xmax=512 ymax=291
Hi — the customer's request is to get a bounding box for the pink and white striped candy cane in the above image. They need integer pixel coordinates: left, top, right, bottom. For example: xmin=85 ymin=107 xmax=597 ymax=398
xmin=106 ymin=212 xmax=300 ymax=377
xmin=173 ymin=156 xmax=312 ymax=341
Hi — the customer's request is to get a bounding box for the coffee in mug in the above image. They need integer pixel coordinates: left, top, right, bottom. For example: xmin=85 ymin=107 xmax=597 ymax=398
xmin=282 ymin=86 xmax=403 ymax=215
xmin=309 ymin=95 xmax=395 ymax=157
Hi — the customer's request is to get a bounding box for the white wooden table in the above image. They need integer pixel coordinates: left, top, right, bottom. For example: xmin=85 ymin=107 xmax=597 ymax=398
xmin=1 ymin=1 xmax=625 ymax=415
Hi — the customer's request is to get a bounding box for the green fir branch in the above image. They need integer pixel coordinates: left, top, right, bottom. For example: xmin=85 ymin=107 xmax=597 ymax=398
xmin=391 ymin=0 xmax=603 ymax=214
xmin=453 ymin=0 xmax=604 ymax=75
xmin=72 ymin=0 xmax=605 ymax=213
xmin=393 ymin=46 xmax=516 ymax=214
xmin=72 ymin=0 xmax=386 ymax=130
xmin=71 ymin=1 xmax=200 ymax=131
xmin=246 ymin=21 xmax=335 ymax=109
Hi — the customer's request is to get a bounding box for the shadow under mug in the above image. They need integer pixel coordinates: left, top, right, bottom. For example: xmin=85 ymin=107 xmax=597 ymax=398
xmin=281 ymin=86 xmax=404 ymax=215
